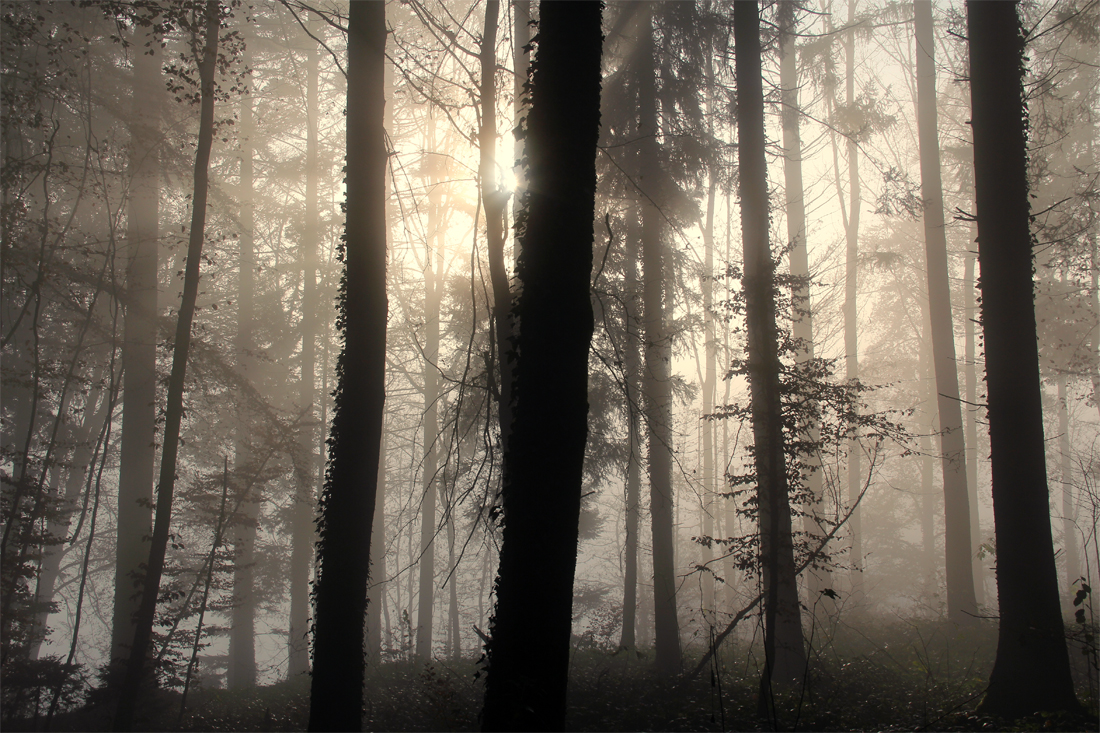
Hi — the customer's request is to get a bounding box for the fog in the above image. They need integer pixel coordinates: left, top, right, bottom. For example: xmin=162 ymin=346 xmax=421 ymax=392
xmin=1 ymin=0 xmax=1097 ymax=730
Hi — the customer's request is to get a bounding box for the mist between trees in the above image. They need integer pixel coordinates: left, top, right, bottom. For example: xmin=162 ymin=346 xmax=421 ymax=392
xmin=1 ymin=0 xmax=1098 ymax=731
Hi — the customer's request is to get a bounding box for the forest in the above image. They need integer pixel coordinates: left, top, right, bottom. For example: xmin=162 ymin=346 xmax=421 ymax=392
xmin=1 ymin=0 xmax=1098 ymax=731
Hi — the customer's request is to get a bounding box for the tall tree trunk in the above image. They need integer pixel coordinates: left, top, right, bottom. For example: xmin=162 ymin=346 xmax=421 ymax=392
xmin=840 ymin=0 xmax=863 ymax=591
xmin=447 ymin=504 xmax=460 ymax=661
xmin=1058 ymin=376 xmax=1080 ymax=602
xmin=638 ymin=6 xmax=681 ymax=677
xmin=480 ymin=0 xmax=514 ymax=458
xmin=480 ymin=2 xmax=603 ymax=727
xmin=699 ymin=52 xmax=718 ymax=622
xmin=963 ymin=245 xmax=984 ymax=605
xmin=367 ymin=52 xmax=396 ymax=666
xmin=914 ymin=0 xmax=978 ymax=625
xmin=112 ymin=21 xmax=160 ymax=665
xmin=512 ymin=0 xmax=530 ymax=232
xmin=619 ymin=215 xmax=642 ymax=651
xmin=415 ymin=230 xmax=439 ymax=661
xmin=113 ymin=5 xmax=220 ymax=728
xmin=967 ymin=0 xmax=1081 ymax=717
xmin=919 ymin=334 xmax=936 ymax=593
xmin=778 ymin=3 xmax=829 ymax=604
xmin=288 ymin=20 xmax=321 ymax=679
xmin=228 ymin=25 xmax=257 ymax=689
xmin=307 ymin=0 xmax=387 ymax=728
xmin=734 ymin=0 xmax=807 ymax=698
xmin=30 ymin=384 xmax=110 ymax=660
xmin=415 ymin=120 xmax=444 ymax=661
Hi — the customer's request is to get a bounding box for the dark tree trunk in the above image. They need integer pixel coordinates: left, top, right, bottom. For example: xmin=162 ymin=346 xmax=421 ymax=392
xmin=841 ymin=0 xmax=863 ymax=591
xmin=289 ymin=17 xmax=321 ymax=679
xmin=733 ymin=0 xmax=806 ymax=696
xmin=963 ymin=245 xmax=985 ymax=605
xmin=112 ymin=20 xmax=160 ymax=665
xmin=307 ymin=0 xmax=387 ymax=729
xmin=619 ymin=213 xmax=642 ymax=651
xmin=778 ymin=2 xmax=829 ymax=604
xmin=966 ymin=0 xmax=1082 ymax=718
xmin=480 ymin=0 xmax=514 ymax=459
xmin=638 ymin=6 xmax=681 ymax=677
xmin=228 ymin=25 xmax=257 ymax=689
xmin=480 ymin=2 xmax=603 ymax=729
xmin=914 ymin=0 xmax=977 ymax=625
xmin=113 ymin=4 xmax=220 ymax=729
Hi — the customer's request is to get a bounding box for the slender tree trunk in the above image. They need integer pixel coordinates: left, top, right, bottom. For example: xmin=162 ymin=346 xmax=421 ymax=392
xmin=288 ymin=20 xmax=321 ymax=679
xmin=779 ymin=3 xmax=829 ymax=604
xmin=963 ymin=245 xmax=984 ymax=605
xmin=1058 ymin=376 xmax=1080 ymax=603
xmin=368 ymin=51 xmax=395 ymax=666
xmin=637 ymin=6 xmax=681 ymax=677
xmin=480 ymin=3 xmax=603 ymax=727
xmin=113 ymin=5 xmax=219 ymax=728
xmin=30 ymin=385 xmax=109 ymax=660
xmin=112 ymin=21 xmax=160 ymax=665
xmin=480 ymin=0 xmax=514 ymax=458
xmin=307 ymin=0 xmax=387 ymax=728
xmin=367 ymin=431 xmax=386 ymax=665
xmin=967 ymin=0 xmax=1081 ymax=717
xmin=228 ymin=27 xmax=257 ymax=689
xmin=619 ymin=216 xmax=642 ymax=651
xmin=512 ymin=0 xmax=530 ymax=232
xmin=415 ymin=144 xmax=442 ymax=661
xmin=447 ymin=505 xmax=460 ymax=661
xmin=919 ymin=336 xmax=936 ymax=593
xmin=734 ymin=0 xmax=807 ymax=698
xmin=914 ymin=0 xmax=978 ymax=625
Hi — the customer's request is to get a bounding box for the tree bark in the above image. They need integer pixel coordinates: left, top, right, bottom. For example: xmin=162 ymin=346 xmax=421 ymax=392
xmin=842 ymin=0 xmax=863 ymax=591
xmin=288 ymin=16 xmax=321 ymax=679
xmin=637 ymin=5 xmax=681 ymax=677
xmin=778 ymin=2 xmax=830 ymax=604
xmin=307 ymin=0 xmax=387 ymax=729
xmin=113 ymin=4 xmax=219 ymax=729
xmin=480 ymin=0 xmax=514 ymax=459
xmin=734 ymin=0 xmax=807 ymax=696
xmin=967 ymin=0 xmax=1082 ymax=717
xmin=914 ymin=0 xmax=978 ymax=625
xmin=228 ymin=24 xmax=257 ymax=689
xmin=619 ymin=213 xmax=642 ymax=651
xmin=963 ymin=244 xmax=985 ymax=605
xmin=480 ymin=2 xmax=603 ymax=728
xmin=112 ymin=20 xmax=160 ymax=665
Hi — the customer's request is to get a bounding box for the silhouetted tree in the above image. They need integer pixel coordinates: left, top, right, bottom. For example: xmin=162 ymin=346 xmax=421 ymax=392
xmin=480 ymin=1 xmax=603 ymax=729
xmin=113 ymin=2 xmax=222 ymax=729
xmin=966 ymin=0 xmax=1082 ymax=718
xmin=733 ymin=0 xmax=806 ymax=699
xmin=307 ymin=0 xmax=388 ymax=729
xmin=913 ymin=0 xmax=977 ymax=625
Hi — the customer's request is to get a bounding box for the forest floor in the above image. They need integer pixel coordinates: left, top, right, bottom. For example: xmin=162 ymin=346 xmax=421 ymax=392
xmin=14 ymin=616 xmax=1099 ymax=732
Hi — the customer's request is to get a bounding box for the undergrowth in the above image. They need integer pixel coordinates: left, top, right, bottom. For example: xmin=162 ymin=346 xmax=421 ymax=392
xmin=11 ymin=617 xmax=1097 ymax=731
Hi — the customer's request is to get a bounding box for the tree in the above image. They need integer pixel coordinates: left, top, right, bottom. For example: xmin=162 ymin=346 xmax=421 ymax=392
xmin=733 ymin=0 xmax=806 ymax=696
xmin=966 ymin=0 xmax=1082 ymax=718
xmin=480 ymin=1 xmax=603 ymax=728
xmin=111 ymin=17 xmax=161 ymax=665
xmin=638 ymin=3 xmax=681 ymax=677
xmin=289 ymin=10 xmax=322 ymax=679
xmin=912 ymin=0 xmax=977 ymax=625
xmin=227 ymin=17 xmax=258 ymax=689
xmin=307 ymin=0 xmax=387 ymax=728
xmin=778 ymin=0 xmax=830 ymax=603
xmin=113 ymin=2 xmax=222 ymax=728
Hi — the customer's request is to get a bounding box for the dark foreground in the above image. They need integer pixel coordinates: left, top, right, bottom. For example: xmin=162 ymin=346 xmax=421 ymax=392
xmin=12 ymin=618 xmax=1098 ymax=732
